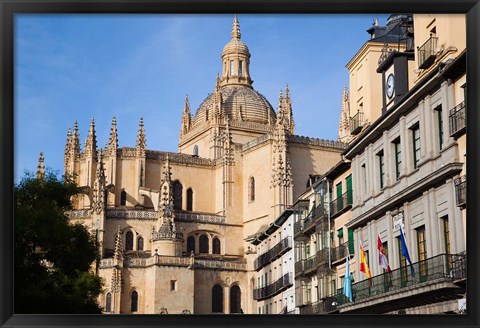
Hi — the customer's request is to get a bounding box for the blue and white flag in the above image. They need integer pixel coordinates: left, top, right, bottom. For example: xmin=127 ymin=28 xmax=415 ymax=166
xmin=343 ymin=252 xmax=353 ymax=302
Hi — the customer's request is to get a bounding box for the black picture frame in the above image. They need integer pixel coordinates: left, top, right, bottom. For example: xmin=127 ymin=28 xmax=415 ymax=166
xmin=1 ymin=1 xmax=479 ymax=327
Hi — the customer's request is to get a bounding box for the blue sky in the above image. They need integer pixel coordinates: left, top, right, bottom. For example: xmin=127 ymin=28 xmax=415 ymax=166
xmin=14 ymin=14 xmax=388 ymax=183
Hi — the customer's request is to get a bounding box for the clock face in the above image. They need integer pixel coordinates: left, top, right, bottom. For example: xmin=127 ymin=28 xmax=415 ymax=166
xmin=386 ymin=74 xmax=395 ymax=99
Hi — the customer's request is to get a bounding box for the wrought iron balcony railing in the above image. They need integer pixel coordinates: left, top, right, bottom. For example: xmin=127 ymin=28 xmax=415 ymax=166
xmin=334 ymin=253 xmax=466 ymax=307
xmin=330 ymin=190 xmax=353 ymax=218
xmin=350 ymin=111 xmax=365 ymax=135
xmin=254 ymin=236 xmax=293 ymax=271
xmin=331 ymin=241 xmax=351 ymax=263
xmin=298 ymin=296 xmax=338 ymax=314
xmin=293 ymin=203 xmax=328 ymax=237
xmin=449 ymin=101 xmax=466 ymax=138
xmin=295 ymin=254 xmax=318 ymax=277
xmin=417 ymin=36 xmax=438 ymax=69
xmin=253 ymin=273 xmax=294 ymax=300
xmin=454 ymin=175 xmax=467 ymax=208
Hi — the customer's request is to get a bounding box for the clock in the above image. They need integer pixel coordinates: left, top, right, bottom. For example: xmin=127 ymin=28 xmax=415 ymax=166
xmin=386 ymin=74 xmax=395 ymax=99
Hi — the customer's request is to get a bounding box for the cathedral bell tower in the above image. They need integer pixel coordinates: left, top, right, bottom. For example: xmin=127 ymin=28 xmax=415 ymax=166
xmin=220 ymin=15 xmax=253 ymax=87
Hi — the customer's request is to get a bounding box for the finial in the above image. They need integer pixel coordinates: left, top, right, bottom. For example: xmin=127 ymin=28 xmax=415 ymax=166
xmin=285 ymin=84 xmax=290 ymax=99
xmin=184 ymin=95 xmax=190 ymax=113
xmin=231 ymin=15 xmax=241 ymax=40
xmin=216 ymin=73 xmax=221 ymax=86
xmin=36 ymin=151 xmax=45 ymax=180
xmin=375 ymin=17 xmax=379 ymax=26
xmin=136 ymin=116 xmax=147 ymax=156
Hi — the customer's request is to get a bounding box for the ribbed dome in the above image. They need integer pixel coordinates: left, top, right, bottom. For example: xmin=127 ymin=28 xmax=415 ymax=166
xmin=222 ymin=39 xmax=250 ymax=56
xmin=191 ymin=85 xmax=276 ymax=128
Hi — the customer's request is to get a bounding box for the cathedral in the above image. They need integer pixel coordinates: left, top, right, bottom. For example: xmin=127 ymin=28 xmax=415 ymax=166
xmin=63 ymin=16 xmax=347 ymax=314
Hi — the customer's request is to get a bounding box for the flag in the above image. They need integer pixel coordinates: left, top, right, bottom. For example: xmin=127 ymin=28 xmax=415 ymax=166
xmin=343 ymin=250 xmax=353 ymax=302
xmin=377 ymin=235 xmax=391 ymax=272
xmin=399 ymin=226 xmax=415 ymax=277
xmin=359 ymin=242 xmax=372 ymax=280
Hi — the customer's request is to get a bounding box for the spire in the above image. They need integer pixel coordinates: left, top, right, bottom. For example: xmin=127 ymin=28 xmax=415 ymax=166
xmin=338 ymin=85 xmax=351 ymax=143
xmin=84 ymin=118 xmax=97 ymax=159
xmin=108 ymin=116 xmax=118 ymax=156
xmin=283 ymin=83 xmax=295 ymax=134
xmin=36 ymin=151 xmax=45 ymax=180
xmin=64 ymin=128 xmax=72 ymax=171
xmin=136 ymin=116 xmax=146 ymax=157
xmin=231 ymin=15 xmax=241 ymax=40
xmin=92 ymin=150 xmax=106 ymax=214
xmin=276 ymin=90 xmax=287 ymax=127
xmin=72 ymin=120 xmax=80 ymax=158
xmin=113 ymin=226 xmax=123 ymax=264
xmin=180 ymin=96 xmax=192 ymax=139
xmin=111 ymin=226 xmax=123 ymax=295
xmin=213 ymin=75 xmax=223 ymax=122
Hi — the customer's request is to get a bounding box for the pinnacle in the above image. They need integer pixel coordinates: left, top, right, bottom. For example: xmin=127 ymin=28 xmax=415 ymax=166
xmin=231 ymin=15 xmax=241 ymax=40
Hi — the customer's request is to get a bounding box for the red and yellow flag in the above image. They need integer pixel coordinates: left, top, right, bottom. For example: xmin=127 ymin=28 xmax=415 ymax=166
xmin=359 ymin=242 xmax=372 ymax=279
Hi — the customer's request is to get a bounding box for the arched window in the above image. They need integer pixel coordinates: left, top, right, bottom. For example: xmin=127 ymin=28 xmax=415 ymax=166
xmin=137 ymin=236 xmax=144 ymax=251
xmin=105 ymin=292 xmax=112 ymax=312
xmin=230 ymin=285 xmax=242 ymax=313
xmin=199 ymin=234 xmax=209 ymax=254
xmin=193 ymin=145 xmax=199 ymax=156
xmin=125 ymin=231 xmax=133 ymax=251
xmin=186 ymin=188 xmax=193 ymax=211
xmin=249 ymin=177 xmax=255 ymax=202
xmin=120 ymin=190 xmax=127 ymax=206
xmin=212 ymin=285 xmax=224 ymax=313
xmin=213 ymin=237 xmax=221 ymax=254
xmin=187 ymin=236 xmax=195 ymax=254
xmin=173 ymin=181 xmax=183 ymax=211
xmin=131 ymin=291 xmax=138 ymax=312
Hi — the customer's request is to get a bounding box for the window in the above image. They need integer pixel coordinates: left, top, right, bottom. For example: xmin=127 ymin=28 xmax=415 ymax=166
xmin=105 ymin=292 xmax=112 ymax=312
xmin=120 ymin=189 xmax=127 ymax=206
xmin=417 ymin=226 xmax=427 ymax=281
xmin=187 ymin=236 xmax=195 ymax=254
xmin=230 ymin=285 xmax=241 ymax=313
xmin=137 ymin=236 xmax=144 ymax=251
xmin=213 ymin=237 xmax=221 ymax=254
xmin=249 ymin=177 xmax=255 ymax=202
xmin=393 ymin=138 xmax=402 ymax=179
xmin=238 ymin=60 xmax=243 ymax=76
xmin=412 ymin=124 xmax=421 ymax=168
xmin=397 ymin=237 xmax=408 ymax=287
xmin=230 ymin=60 xmax=234 ymax=76
xmin=125 ymin=231 xmax=133 ymax=251
xmin=345 ymin=174 xmax=353 ymax=205
xmin=193 ymin=145 xmax=199 ymax=156
xmin=199 ymin=234 xmax=209 ymax=253
xmin=442 ymin=216 xmax=450 ymax=255
xmin=361 ymin=164 xmax=367 ymax=194
xmin=131 ymin=291 xmax=138 ymax=312
xmin=212 ymin=285 xmax=223 ymax=313
xmin=170 ymin=280 xmax=177 ymax=291
xmin=172 ymin=181 xmax=183 ymax=210
xmin=434 ymin=105 xmax=443 ymax=150
xmin=337 ymin=228 xmax=344 ymax=246
xmin=186 ymin=188 xmax=193 ymax=211
xmin=377 ymin=150 xmax=385 ymax=189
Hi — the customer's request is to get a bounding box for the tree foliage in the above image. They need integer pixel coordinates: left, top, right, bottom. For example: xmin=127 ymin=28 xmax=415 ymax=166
xmin=14 ymin=171 xmax=103 ymax=313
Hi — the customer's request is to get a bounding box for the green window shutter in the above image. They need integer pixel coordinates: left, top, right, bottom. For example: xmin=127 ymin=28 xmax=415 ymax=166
xmin=337 ymin=228 xmax=344 ymax=238
xmin=346 ymin=175 xmax=353 ymax=205
xmin=348 ymin=229 xmax=354 ymax=254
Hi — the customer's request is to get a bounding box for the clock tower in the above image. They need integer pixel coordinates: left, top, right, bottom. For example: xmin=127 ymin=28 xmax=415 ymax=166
xmin=377 ymin=48 xmax=414 ymax=113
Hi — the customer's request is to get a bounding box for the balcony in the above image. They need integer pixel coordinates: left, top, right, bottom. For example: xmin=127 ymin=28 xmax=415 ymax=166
xmin=253 ymin=273 xmax=293 ymax=300
xmin=417 ymin=36 xmax=438 ymax=69
xmin=298 ymin=297 xmax=338 ymax=314
xmin=331 ymin=241 xmax=352 ymax=264
xmin=295 ymin=254 xmax=318 ymax=277
xmin=350 ymin=111 xmax=365 ymax=135
xmin=454 ymin=175 xmax=466 ymax=208
xmin=334 ymin=253 xmax=466 ymax=313
xmin=254 ymin=237 xmax=292 ymax=271
xmin=294 ymin=204 xmax=328 ymax=237
xmin=330 ymin=190 xmax=353 ymax=218
xmin=449 ymin=101 xmax=466 ymax=138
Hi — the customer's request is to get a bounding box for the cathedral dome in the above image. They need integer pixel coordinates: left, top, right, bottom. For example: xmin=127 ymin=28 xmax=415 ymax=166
xmin=191 ymin=84 xmax=276 ymax=128
xmin=222 ymin=39 xmax=250 ymax=57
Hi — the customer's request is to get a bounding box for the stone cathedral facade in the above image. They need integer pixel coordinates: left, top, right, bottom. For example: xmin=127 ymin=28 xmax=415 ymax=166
xmin=63 ymin=17 xmax=346 ymax=314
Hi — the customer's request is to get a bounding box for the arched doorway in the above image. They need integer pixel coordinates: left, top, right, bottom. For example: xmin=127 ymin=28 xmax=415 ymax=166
xmin=212 ymin=284 xmax=223 ymax=313
xmin=230 ymin=285 xmax=242 ymax=313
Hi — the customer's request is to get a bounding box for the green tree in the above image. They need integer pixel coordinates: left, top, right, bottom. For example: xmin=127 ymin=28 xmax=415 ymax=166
xmin=14 ymin=171 xmax=103 ymax=313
